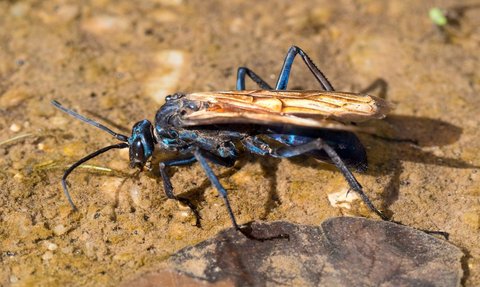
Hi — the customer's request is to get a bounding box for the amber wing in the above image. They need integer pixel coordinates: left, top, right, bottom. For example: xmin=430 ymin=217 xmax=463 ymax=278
xmin=180 ymin=90 xmax=392 ymax=128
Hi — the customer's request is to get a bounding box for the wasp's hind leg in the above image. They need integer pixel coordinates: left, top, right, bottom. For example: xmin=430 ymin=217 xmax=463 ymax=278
xmin=275 ymin=45 xmax=334 ymax=91
xmin=243 ymin=136 xmax=387 ymax=220
xmin=275 ymin=139 xmax=387 ymax=220
xmin=236 ymin=67 xmax=273 ymax=90
xmin=159 ymin=157 xmax=202 ymax=227
xmin=237 ymin=46 xmax=333 ymax=91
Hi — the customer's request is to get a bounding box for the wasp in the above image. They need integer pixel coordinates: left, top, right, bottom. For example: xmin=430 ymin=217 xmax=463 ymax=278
xmin=52 ymin=46 xmax=391 ymax=238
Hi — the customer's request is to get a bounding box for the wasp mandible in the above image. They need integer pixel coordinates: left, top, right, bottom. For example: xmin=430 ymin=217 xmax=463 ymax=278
xmin=52 ymin=46 xmax=391 ymax=238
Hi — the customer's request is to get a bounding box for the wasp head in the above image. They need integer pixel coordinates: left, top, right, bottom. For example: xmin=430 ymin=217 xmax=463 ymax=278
xmin=128 ymin=120 xmax=156 ymax=170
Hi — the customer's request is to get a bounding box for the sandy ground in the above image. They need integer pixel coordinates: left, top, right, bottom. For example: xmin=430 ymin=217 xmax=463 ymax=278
xmin=0 ymin=0 xmax=479 ymax=286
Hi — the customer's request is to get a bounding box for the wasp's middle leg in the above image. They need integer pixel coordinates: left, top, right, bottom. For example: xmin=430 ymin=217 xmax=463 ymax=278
xmin=193 ymin=149 xmax=286 ymax=240
xmin=236 ymin=67 xmax=273 ymax=90
xmin=192 ymin=149 xmax=245 ymax=232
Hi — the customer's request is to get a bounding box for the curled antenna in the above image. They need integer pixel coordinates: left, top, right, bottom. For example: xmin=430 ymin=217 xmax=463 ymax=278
xmin=51 ymin=100 xmax=129 ymax=142
xmin=51 ymin=100 xmax=130 ymax=210
xmin=62 ymin=143 xmax=128 ymax=210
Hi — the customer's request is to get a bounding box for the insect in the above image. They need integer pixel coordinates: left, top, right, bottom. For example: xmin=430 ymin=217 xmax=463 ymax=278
xmin=52 ymin=46 xmax=391 ymax=238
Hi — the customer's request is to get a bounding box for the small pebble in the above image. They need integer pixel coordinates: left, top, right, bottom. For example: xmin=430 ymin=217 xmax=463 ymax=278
xmin=179 ymin=210 xmax=190 ymax=218
xmin=82 ymin=15 xmax=129 ymax=35
xmin=327 ymin=189 xmax=360 ymax=209
xmin=9 ymin=123 xmax=21 ymax=132
xmin=9 ymin=275 xmax=18 ymax=283
xmin=53 ymin=224 xmax=67 ymax=236
xmin=13 ymin=173 xmax=24 ymax=181
xmin=47 ymin=242 xmax=58 ymax=251
xmin=42 ymin=251 xmax=53 ymax=261
xmin=129 ymin=186 xmax=141 ymax=206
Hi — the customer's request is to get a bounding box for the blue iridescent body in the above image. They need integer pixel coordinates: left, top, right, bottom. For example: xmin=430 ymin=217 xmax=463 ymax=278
xmin=127 ymin=89 xmax=367 ymax=166
xmin=128 ymin=93 xmax=368 ymax=173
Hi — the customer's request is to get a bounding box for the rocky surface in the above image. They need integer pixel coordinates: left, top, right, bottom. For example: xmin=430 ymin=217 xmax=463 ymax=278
xmin=0 ymin=1 xmax=479 ymax=286
xmin=124 ymin=218 xmax=463 ymax=287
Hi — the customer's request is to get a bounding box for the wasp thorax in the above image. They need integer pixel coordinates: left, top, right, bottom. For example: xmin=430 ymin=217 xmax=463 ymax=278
xmin=128 ymin=120 xmax=156 ymax=169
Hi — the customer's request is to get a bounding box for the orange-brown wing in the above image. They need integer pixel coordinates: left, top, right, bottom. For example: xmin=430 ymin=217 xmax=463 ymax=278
xmin=180 ymin=90 xmax=392 ymax=128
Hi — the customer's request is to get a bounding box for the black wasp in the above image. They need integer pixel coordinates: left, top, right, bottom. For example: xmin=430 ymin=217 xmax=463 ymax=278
xmin=52 ymin=46 xmax=391 ymax=239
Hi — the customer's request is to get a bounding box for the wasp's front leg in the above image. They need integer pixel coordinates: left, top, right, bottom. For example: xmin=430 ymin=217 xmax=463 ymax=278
xmin=159 ymin=156 xmax=202 ymax=227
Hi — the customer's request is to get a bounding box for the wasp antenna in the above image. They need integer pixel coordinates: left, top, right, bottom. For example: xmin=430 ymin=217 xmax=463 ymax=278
xmin=61 ymin=142 xmax=129 ymax=210
xmin=51 ymin=100 xmax=129 ymax=142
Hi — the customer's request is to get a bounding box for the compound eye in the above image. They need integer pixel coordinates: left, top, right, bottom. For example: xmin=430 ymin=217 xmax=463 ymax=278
xmin=129 ymin=138 xmax=146 ymax=168
xmin=165 ymin=95 xmax=172 ymax=101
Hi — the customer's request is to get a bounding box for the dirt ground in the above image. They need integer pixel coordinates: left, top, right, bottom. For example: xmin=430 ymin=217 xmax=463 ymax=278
xmin=0 ymin=0 xmax=479 ymax=286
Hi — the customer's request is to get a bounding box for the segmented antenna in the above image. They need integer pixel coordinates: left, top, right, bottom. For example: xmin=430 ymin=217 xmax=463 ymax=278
xmin=51 ymin=100 xmax=129 ymax=142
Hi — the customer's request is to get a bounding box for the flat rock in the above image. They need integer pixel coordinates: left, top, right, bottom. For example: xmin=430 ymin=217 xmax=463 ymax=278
xmin=159 ymin=218 xmax=463 ymax=287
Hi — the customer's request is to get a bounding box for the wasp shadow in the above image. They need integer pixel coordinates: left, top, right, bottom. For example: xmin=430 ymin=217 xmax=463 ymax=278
xmin=362 ymin=115 xmax=476 ymax=211
xmin=289 ymin=79 xmax=477 ymax=218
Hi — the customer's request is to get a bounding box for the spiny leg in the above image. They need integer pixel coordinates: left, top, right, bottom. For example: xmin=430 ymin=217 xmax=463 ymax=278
xmin=236 ymin=67 xmax=273 ymax=90
xmin=274 ymin=47 xmax=384 ymax=217
xmin=275 ymin=45 xmax=334 ymax=91
xmin=193 ymin=149 xmax=288 ymax=240
xmin=159 ymin=156 xmax=202 ymax=227
xmin=193 ymin=150 xmax=242 ymax=230
xmin=278 ymin=140 xmax=387 ymax=220
xmin=243 ymin=136 xmax=387 ymax=220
